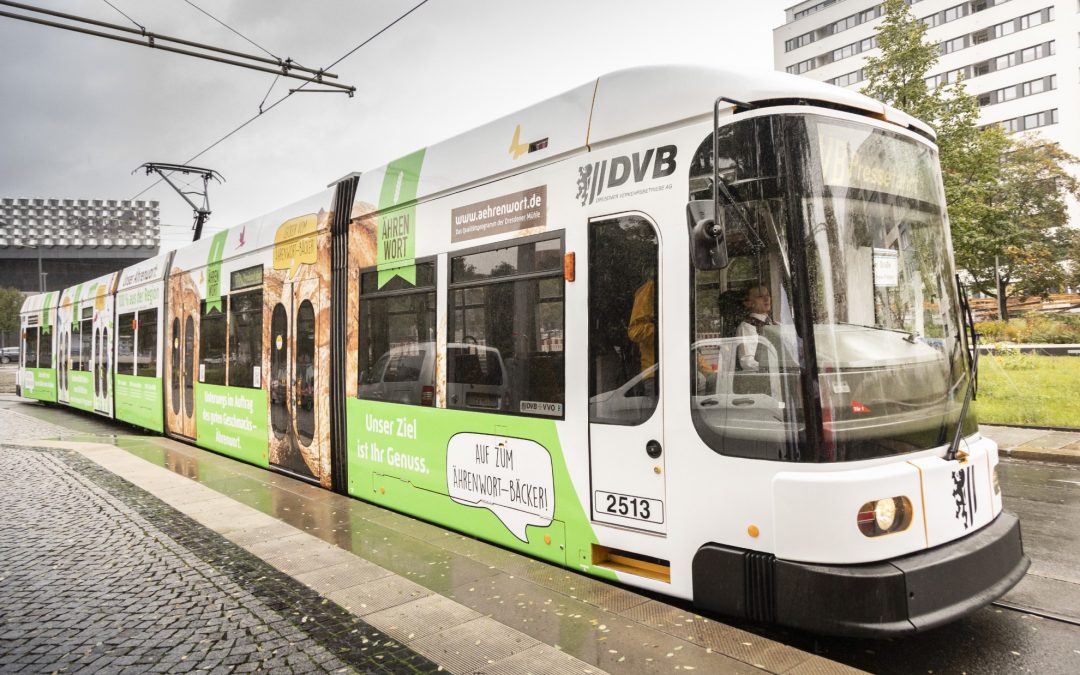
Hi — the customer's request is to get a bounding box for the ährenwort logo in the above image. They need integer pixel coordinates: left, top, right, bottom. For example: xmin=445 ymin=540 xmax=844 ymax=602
xmin=576 ymin=145 xmax=677 ymax=206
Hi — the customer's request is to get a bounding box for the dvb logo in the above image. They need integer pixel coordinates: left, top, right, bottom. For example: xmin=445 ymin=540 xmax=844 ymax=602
xmin=576 ymin=145 xmax=677 ymax=206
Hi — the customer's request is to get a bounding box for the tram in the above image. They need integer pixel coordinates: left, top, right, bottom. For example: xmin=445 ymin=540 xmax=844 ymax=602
xmin=18 ymin=65 xmax=1029 ymax=636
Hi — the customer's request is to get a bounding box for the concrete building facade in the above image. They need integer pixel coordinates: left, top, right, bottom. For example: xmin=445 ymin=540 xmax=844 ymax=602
xmin=774 ymin=0 xmax=1080 ymax=226
xmin=0 ymin=198 xmax=160 ymax=293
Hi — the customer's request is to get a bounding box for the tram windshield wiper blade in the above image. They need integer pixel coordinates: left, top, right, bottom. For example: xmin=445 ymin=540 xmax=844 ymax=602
xmin=713 ymin=176 xmax=766 ymax=251
xmin=835 ymin=321 xmax=919 ymax=342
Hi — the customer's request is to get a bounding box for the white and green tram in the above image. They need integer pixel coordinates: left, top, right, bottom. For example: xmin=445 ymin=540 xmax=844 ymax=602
xmin=19 ymin=66 xmax=1028 ymax=635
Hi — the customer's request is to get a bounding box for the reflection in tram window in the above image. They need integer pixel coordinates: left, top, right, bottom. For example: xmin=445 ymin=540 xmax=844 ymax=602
xmin=103 ymin=326 xmax=110 ymax=398
xmin=136 ymin=309 xmax=158 ymax=378
xmin=38 ymin=325 xmax=52 ymax=370
xmin=171 ymin=317 xmax=181 ymax=415
xmin=183 ymin=316 xmax=194 ymax=417
xmin=800 ymin=117 xmax=970 ymax=459
xmin=79 ymin=317 xmax=92 ymax=372
xmin=358 ymin=261 xmax=436 ymax=406
xmin=588 ymin=215 xmax=660 ymax=426
xmin=200 ymin=300 xmax=227 ymax=385
xmin=118 ymin=312 xmax=136 ymax=375
xmin=449 ymin=237 xmax=564 ymax=417
xmin=295 ymin=300 xmax=316 ymax=446
xmin=228 ymin=290 xmax=263 ymax=388
xmin=60 ymin=331 xmax=67 ymax=389
xmin=688 ymin=119 xmax=805 ymax=461
xmin=94 ymin=326 xmax=102 ymax=397
xmin=23 ymin=327 xmax=38 ymax=369
xmin=270 ymin=303 xmax=288 ymax=437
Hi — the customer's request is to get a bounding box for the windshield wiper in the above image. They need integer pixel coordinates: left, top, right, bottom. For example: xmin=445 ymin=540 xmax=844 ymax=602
xmin=835 ymin=321 xmax=919 ymax=342
xmin=945 ymin=276 xmax=979 ymax=461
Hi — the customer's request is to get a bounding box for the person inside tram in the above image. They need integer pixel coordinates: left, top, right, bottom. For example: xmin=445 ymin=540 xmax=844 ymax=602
xmin=736 ymin=284 xmax=774 ymax=372
xmin=627 ymin=265 xmax=657 ymax=395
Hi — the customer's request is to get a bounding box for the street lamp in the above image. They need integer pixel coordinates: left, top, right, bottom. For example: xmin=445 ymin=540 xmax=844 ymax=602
xmin=0 ymin=218 xmax=47 ymax=292
xmin=11 ymin=241 xmax=46 ymax=293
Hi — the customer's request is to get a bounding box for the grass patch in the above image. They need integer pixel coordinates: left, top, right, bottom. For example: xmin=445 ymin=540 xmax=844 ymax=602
xmin=975 ymin=352 xmax=1080 ymax=428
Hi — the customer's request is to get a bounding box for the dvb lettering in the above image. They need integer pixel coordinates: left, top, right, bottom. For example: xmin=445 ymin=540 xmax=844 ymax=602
xmin=576 ymin=145 xmax=677 ymax=206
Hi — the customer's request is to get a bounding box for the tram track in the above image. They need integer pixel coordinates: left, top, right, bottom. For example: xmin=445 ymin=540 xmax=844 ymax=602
xmin=991 ymin=599 xmax=1080 ymax=628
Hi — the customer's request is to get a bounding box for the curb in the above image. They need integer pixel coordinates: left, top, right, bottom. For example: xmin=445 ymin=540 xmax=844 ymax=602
xmin=999 ymin=446 xmax=1080 ymax=465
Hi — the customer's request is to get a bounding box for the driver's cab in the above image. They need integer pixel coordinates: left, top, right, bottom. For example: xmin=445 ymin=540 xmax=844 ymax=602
xmin=688 ymin=114 xmax=805 ymax=460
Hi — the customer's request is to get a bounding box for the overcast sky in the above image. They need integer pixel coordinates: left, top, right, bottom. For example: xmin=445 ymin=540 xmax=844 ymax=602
xmin=0 ymin=0 xmax=785 ymax=251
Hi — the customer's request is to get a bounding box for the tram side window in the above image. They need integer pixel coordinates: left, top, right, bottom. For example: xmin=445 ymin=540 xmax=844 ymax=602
xmin=687 ymin=124 xmax=805 ymax=461
xmin=72 ymin=321 xmax=82 ymax=372
xmin=228 ymin=290 xmax=262 ymax=388
xmin=136 ymin=309 xmax=158 ymax=378
xmin=200 ymin=300 xmax=227 ymax=385
xmin=118 ymin=312 xmax=137 ymax=376
xmin=39 ymin=326 xmax=52 ymax=369
xmin=588 ymin=216 xmax=660 ymax=426
xmin=357 ymin=261 xmax=436 ymax=406
xmin=23 ymin=326 xmax=38 ymax=368
xmin=448 ymin=237 xmax=564 ymax=418
xmin=79 ymin=313 xmax=93 ymax=372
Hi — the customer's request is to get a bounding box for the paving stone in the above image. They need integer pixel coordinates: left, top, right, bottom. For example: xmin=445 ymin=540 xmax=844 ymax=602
xmin=0 ymin=443 xmax=439 ymax=674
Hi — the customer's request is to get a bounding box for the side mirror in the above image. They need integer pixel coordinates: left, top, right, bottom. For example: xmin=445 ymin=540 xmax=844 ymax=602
xmin=687 ymin=200 xmax=728 ymax=270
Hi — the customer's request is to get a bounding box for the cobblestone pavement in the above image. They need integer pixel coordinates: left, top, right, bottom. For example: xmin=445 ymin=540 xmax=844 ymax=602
xmin=0 ymin=406 xmax=73 ymax=442
xmin=0 ymin=445 xmax=438 ymax=674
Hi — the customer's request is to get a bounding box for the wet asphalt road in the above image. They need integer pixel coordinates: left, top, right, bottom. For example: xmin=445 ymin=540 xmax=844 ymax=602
xmin=3 ymin=394 xmax=1080 ymax=673
xmin=734 ymin=457 xmax=1080 ymax=674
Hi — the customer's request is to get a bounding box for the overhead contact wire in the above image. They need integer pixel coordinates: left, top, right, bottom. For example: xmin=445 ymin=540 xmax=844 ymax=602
xmin=129 ymin=0 xmax=433 ymax=203
xmin=100 ymin=0 xmax=143 ymax=32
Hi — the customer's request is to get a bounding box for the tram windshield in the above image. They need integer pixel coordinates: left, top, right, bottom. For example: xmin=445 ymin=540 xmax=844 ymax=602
xmin=690 ymin=112 xmax=973 ymax=462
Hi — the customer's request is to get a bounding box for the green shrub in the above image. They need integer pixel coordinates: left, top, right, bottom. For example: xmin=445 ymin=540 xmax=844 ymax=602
xmin=975 ymin=314 xmax=1080 ymax=344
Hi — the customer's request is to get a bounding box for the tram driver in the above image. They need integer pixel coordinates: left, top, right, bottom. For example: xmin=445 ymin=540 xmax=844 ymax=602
xmin=736 ymin=284 xmax=774 ymax=371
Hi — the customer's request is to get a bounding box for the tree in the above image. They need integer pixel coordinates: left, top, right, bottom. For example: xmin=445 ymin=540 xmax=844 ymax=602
xmin=0 ymin=286 xmax=23 ymax=349
xmin=964 ymin=138 xmax=1079 ymax=302
xmin=861 ymin=0 xmax=1079 ymax=318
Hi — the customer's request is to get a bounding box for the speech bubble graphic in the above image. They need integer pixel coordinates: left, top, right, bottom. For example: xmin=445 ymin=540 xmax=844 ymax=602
xmin=447 ymin=433 xmax=555 ymax=543
xmin=272 ymin=214 xmax=318 ymax=279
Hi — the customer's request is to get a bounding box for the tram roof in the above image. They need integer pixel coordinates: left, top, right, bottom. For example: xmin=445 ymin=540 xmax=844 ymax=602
xmin=56 ymin=270 xmax=119 ymax=309
xmin=160 ymin=65 xmax=936 ymax=276
xmin=19 ymin=290 xmax=57 ymax=315
xmin=346 ymin=64 xmax=934 ymax=210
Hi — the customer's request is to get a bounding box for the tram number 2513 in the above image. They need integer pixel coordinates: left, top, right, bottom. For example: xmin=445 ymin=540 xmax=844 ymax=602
xmin=594 ymin=491 xmax=664 ymax=524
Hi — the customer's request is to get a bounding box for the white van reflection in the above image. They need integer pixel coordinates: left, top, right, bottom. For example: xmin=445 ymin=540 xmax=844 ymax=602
xmin=359 ymin=342 xmax=510 ymax=410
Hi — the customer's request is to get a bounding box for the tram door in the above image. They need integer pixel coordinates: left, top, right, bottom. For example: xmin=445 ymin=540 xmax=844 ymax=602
xmin=588 ymin=214 xmax=667 ymax=535
xmin=167 ymin=292 xmax=198 ymax=439
xmin=268 ymin=279 xmax=322 ymax=481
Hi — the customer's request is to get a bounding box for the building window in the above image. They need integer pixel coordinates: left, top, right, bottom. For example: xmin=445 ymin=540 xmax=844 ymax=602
xmin=448 ymin=236 xmax=564 ymax=417
xmin=991 ymin=108 xmax=1057 ymax=132
xmin=829 ymin=69 xmax=865 ymax=87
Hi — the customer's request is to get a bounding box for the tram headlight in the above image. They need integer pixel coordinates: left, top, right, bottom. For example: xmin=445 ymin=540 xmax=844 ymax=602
xmin=874 ymin=498 xmax=897 ymax=531
xmin=857 ymin=497 xmax=913 ymax=537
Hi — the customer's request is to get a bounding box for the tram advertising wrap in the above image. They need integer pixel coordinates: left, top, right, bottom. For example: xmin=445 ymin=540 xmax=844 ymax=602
xmin=18 ymin=66 xmax=1028 ymax=636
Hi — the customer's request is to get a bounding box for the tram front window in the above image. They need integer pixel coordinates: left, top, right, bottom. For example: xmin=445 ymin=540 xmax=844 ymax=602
xmin=690 ymin=112 xmax=972 ymax=462
xmin=798 ymin=115 xmax=970 ymax=460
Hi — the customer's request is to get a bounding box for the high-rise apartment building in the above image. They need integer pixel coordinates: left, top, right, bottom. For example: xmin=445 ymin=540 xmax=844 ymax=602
xmin=774 ymin=0 xmax=1080 ymax=225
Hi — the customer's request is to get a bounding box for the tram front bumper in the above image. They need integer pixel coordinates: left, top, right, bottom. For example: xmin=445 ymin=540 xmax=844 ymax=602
xmin=693 ymin=511 xmax=1029 ymax=637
